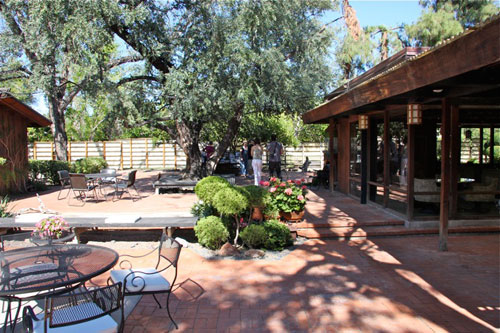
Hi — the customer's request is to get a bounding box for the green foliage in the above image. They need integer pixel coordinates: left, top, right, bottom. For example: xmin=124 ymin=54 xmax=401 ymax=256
xmin=263 ymin=178 xmax=308 ymax=213
xmin=0 ymin=158 xmax=6 ymax=165
xmin=239 ymin=185 xmax=269 ymax=208
xmin=28 ymin=128 xmax=53 ymax=143
xmin=240 ymin=224 xmax=267 ymax=249
xmin=194 ymin=176 xmax=231 ymax=205
xmin=194 ymin=216 xmax=230 ymax=250
xmin=220 ymin=215 xmax=237 ymax=241
xmin=28 ymin=160 xmax=70 ymax=185
xmin=263 ymin=220 xmax=293 ymax=251
xmin=190 ymin=201 xmax=216 ymax=220
xmin=0 ymin=195 xmax=13 ymax=218
xmin=420 ymin=0 xmax=499 ymax=28
xmin=70 ymin=157 xmax=107 ymax=174
xmin=212 ymin=186 xmax=249 ymax=216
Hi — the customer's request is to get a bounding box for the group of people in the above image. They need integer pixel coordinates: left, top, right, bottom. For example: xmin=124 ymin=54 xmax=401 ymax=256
xmin=239 ymin=135 xmax=283 ymax=186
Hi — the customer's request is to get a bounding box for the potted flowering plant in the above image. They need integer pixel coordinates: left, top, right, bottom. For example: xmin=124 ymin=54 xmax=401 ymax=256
xmin=33 ymin=215 xmax=70 ymax=240
xmin=260 ymin=177 xmax=307 ymax=221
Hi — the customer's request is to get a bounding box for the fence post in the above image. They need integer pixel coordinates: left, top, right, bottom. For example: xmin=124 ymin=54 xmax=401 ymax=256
xmin=68 ymin=141 xmax=72 ymax=162
xmin=34 ymin=142 xmax=38 ymax=160
xmin=85 ymin=141 xmax=88 ymax=158
xmin=130 ymin=138 xmax=133 ymax=169
xmin=145 ymin=138 xmax=149 ymax=168
xmin=51 ymin=142 xmax=54 ymax=160
xmin=174 ymin=142 xmax=178 ymax=170
xmin=120 ymin=141 xmax=124 ymax=170
xmin=103 ymin=141 xmax=106 ymax=161
xmin=162 ymin=140 xmax=166 ymax=168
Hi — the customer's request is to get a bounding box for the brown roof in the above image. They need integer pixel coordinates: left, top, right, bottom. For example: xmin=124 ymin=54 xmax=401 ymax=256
xmin=303 ymin=15 xmax=500 ymax=124
xmin=0 ymin=92 xmax=51 ymax=127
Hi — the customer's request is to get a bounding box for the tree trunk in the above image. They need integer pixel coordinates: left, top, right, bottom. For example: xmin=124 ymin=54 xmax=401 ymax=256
xmin=48 ymin=96 xmax=68 ymax=161
xmin=176 ymin=120 xmax=203 ymax=179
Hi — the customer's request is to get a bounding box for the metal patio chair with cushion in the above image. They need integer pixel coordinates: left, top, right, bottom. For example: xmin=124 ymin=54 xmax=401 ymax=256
xmin=23 ymin=282 xmax=124 ymax=333
xmin=114 ymin=170 xmax=139 ymax=200
xmin=108 ymin=233 xmax=182 ymax=329
xmin=57 ymin=170 xmax=71 ymax=200
xmin=98 ymin=168 xmax=117 ymax=197
xmin=68 ymin=173 xmax=98 ymax=205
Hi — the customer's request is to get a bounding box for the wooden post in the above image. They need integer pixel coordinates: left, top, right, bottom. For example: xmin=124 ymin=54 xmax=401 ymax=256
xmin=368 ymin=118 xmax=377 ymax=202
xmin=85 ymin=141 xmax=88 ymax=158
xmin=360 ymin=127 xmax=367 ymax=204
xmin=68 ymin=141 xmax=72 ymax=162
xmin=34 ymin=142 xmax=38 ymax=160
xmin=103 ymin=141 xmax=106 ymax=161
xmin=162 ymin=140 xmax=166 ymax=168
xmin=129 ymin=138 xmax=133 ymax=169
xmin=145 ymin=138 xmax=149 ymax=168
xmin=120 ymin=141 xmax=124 ymax=170
xmin=450 ymin=105 xmax=460 ymax=218
xmin=479 ymin=127 xmax=483 ymax=164
xmin=383 ymin=110 xmax=390 ymax=207
xmin=490 ymin=127 xmax=494 ymax=164
xmin=328 ymin=119 xmax=335 ymax=192
xmin=407 ymin=124 xmax=415 ymax=220
xmin=174 ymin=143 xmax=178 ymax=170
xmin=439 ymin=98 xmax=451 ymax=251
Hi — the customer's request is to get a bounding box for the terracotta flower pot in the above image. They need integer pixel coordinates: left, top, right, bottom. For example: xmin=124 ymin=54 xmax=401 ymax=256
xmin=279 ymin=210 xmax=305 ymax=222
xmin=251 ymin=207 xmax=264 ymax=221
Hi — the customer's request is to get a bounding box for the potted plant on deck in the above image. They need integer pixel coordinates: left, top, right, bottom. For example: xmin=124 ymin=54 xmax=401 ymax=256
xmin=32 ymin=215 xmax=74 ymax=244
xmin=261 ymin=178 xmax=307 ymax=222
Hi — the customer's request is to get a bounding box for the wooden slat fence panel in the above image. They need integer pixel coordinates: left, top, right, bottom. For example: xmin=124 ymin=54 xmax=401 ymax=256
xmin=28 ymin=140 xmax=328 ymax=171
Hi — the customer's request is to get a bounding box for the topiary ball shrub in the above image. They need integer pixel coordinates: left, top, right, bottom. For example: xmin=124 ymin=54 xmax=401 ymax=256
xmin=240 ymin=224 xmax=267 ymax=249
xmin=212 ymin=185 xmax=249 ymax=216
xmin=194 ymin=216 xmax=229 ymax=250
xmin=240 ymin=185 xmax=270 ymax=208
xmin=194 ymin=176 xmax=231 ymax=205
xmin=263 ymin=219 xmax=293 ymax=250
xmin=190 ymin=201 xmax=215 ymax=220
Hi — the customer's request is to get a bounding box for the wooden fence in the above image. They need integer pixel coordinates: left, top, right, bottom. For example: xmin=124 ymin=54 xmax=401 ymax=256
xmin=28 ymin=139 xmax=328 ymax=171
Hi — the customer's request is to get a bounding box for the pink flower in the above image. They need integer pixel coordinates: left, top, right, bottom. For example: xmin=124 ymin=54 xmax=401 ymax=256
xmin=263 ymin=181 xmax=270 ymax=186
xmin=285 ymin=188 xmax=293 ymax=195
xmin=280 ymin=183 xmax=286 ymax=187
xmin=259 ymin=180 xmax=265 ymax=186
xmin=297 ymin=195 xmax=304 ymax=201
xmin=287 ymin=179 xmax=293 ymax=183
xmin=269 ymin=187 xmax=277 ymax=193
xmin=295 ymin=180 xmax=302 ymax=185
xmin=240 ymin=217 xmax=244 ymax=223
xmin=270 ymin=177 xmax=277 ymax=182
xmin=302 ymin=185 xmax=307 ymax=190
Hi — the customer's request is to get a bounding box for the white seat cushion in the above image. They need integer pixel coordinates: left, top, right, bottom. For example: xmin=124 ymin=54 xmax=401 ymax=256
xmin=110 ymin=268 xmax=171 ymax=293
xmin=32 ymin=302 xmax=118 ymax=333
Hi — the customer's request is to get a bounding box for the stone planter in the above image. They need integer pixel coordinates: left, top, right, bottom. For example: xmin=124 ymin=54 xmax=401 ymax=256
xmin=279 ymin=210 xmax=305 ymax=222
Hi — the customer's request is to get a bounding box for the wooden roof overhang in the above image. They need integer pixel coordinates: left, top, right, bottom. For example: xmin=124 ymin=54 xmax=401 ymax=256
xmin=303 ymin=16 xmax=500 ymax=124
xmin=0 ymin=92 xmax=51 ymax=127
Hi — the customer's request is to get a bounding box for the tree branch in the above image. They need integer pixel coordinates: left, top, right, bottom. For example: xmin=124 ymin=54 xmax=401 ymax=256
xmin=117 ymin=75 xmax=160 ymax=86
xmin=107 ymin=55 xmax=143 ymax=69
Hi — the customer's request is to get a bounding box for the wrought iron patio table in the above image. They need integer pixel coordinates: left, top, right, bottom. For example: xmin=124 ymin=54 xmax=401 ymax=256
xmin=0 ymin=244 xmax=118 ymax=332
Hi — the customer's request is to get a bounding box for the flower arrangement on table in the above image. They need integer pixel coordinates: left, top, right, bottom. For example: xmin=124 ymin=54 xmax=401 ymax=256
xmin=33 ymin=215 xmax=69 ymax=239
xmin=260 ymin=177 xmax=307 ymax=213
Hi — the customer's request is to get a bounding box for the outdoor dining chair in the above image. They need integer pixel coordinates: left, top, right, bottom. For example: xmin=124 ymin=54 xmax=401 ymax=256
xmin=0 ymin=232 xmax=36 ymax=252
xmin=114 ymin=170 xmax=140 ymax=200
xmin=22 ymin=282 xmax=124 ymax=333
xmin=108 ymin=233 xmax=182 ymax=329
xmin=68 ymin=173 xmax=98 ymax=205
xmin=56 ymin=170 xmax=71 ymax=200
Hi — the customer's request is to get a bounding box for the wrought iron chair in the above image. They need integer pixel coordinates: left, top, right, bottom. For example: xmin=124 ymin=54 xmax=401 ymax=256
xmin=68 ymin=173 xmax=98 ymax=205
xmin=0 ymin=231 xmax=36 ymax=252
xmin=56 ymin=170 xmax=71 ymax=200
xmin=23 ymin=282 xmax=124 ymax=333
xmin=98 ymin=168 xmax=117 ymax=196
xmin=114 ymin=170 xmax=139 ymax=200
xmin=108 ymin=233 xmax=181 ymax=329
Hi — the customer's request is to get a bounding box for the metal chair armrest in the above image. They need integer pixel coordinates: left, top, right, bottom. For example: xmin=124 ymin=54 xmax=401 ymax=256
xmin=23 ymin=305 xmax=38 ymax=333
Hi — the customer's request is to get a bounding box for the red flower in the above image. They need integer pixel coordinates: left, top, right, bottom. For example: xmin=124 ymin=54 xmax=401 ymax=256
xmin=295 ymin=180 xmax=302 ymax=185
xmin=280 ymin=183 xmax=286 ymax=187
xmin=263 ymin=181 xmax=270 ymax=186
xmin=270 ymin=177 xmax=277 ymax=182
xmin=287 ymin=179 xmax=293 ymax=183
xmin=302 ymin=185 xmax=307 ymax=190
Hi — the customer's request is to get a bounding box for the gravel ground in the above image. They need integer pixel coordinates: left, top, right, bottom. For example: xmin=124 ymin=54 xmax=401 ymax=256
xmin=87 ymin=236 xmax=308 ymax=261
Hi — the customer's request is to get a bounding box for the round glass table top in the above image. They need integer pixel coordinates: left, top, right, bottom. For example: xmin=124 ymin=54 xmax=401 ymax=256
xmin=0 ymin=244 xmax=118 ymax=295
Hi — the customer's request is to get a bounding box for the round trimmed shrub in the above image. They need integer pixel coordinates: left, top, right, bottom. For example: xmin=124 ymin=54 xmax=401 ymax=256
xmin=194 ymin=176 xmax=231 ymax=205
xmin=240 ymin=185 xmax=269 ymax=208
xmin=194 ymin=216 xmax=229 ymax=250
xmin=240 ymin=224 xmax=267 ymax=249
xmin=212 ymin=185 xmax=249 ymax=216
xmin=263 ymin=219 xmax=293 ymax=250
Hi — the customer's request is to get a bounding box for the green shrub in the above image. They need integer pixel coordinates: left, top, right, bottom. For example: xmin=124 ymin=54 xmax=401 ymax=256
xmin=194 ymin=216 xmax=230 ymax=250
xmin=212 ymin=186 xmax=249 ymax=216
xmin=28 ymin=160 xmax=70 ymax=185
xmin=240 ymin=224 xmax=267 ymax=248
xmin=71 ymin=157 xmax=107 ymax=174
xmin=221 ymin=215 xmax=237 ymax=240
xmin=263 ymin=219 xmax=292 ymax=250
xmin=0 ymin=195 xmax=13 ymax=217
xmin=194 ymin=176 xmax=231 ymax=205
xmin=190 ymin=201 xmax=215 ymax=219
xmin=240 ymin=185 xmax=269 ymax=208
xmin=0 ymin=157 xmax=6 ymax=165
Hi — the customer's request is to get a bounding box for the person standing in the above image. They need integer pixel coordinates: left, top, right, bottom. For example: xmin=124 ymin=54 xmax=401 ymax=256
xmin=247 ymin=140 xmax=254 ymax=177
xmin=239 ymin=141 xmax=249 ymax=177
xmin=267 ymin=134 xmax=283 ymax=179
xmin=251 ymin=139 xmax=263 ymax=186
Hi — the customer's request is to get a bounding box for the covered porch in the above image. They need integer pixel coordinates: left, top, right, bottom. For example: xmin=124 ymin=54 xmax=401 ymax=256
xmin=303 ymin=16 xmax=500 ymax=250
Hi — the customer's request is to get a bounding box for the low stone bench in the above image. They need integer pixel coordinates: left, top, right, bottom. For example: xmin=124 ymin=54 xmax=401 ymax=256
xmin=153 ymin=174 xmax=236 ymax=194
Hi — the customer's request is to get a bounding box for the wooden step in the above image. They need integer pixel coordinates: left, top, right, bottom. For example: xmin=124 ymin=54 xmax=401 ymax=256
xmin=295 ymin=225 xmax=500 ymax=239
xmin=295 ymin=219 xmax=404 ymax=229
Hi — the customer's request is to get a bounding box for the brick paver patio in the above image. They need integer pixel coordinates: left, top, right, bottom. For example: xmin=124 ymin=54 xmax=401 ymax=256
xmin=95 ymin=234 xmax=498 ymax=333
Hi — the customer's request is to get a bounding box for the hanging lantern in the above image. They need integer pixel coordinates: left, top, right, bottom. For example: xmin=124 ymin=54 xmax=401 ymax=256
xmin=358 ymin=115 xmax=369 ymax=130
xmin=407 ymin=104 xmax=422 ymax=125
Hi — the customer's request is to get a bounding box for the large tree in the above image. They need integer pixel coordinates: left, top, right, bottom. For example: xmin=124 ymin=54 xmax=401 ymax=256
xmin=0 ymin=1 xmax=140 ymax=160
xmin=99 ymin=0 xmax=335 ymax=178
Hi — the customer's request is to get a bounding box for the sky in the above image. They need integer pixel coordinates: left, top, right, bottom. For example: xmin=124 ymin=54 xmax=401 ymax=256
xmin=31 ymin=1 xmax=424 ymax=114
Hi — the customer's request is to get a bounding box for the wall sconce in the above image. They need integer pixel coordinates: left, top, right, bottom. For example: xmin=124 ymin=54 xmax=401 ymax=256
xmin=407 ymin=104 xmax=422 ymax=125
xmin=358 ymin=115 xmax=369 ymax=130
